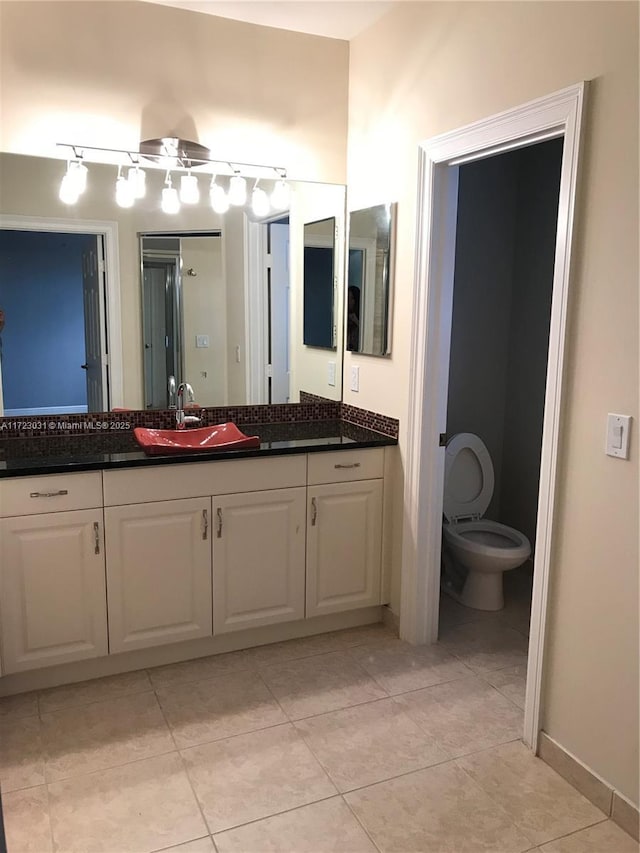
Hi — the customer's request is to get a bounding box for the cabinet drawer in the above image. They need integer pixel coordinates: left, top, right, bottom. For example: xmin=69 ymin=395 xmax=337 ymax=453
xmin=103 ymin=455 xmax=307 ymax=506
xmin=307 ymin=448 xmax=384 ymax=485
xmin=0 ymin=472 xmax=103 ymax=517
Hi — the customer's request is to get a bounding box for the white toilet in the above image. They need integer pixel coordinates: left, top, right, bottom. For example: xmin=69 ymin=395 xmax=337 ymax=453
xmin=442 ymin=433 xmax=531 ymax=611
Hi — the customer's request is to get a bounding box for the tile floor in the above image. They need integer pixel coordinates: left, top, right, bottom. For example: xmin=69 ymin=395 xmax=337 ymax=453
xmin=0 ymin=575 xmax=636 ymax=853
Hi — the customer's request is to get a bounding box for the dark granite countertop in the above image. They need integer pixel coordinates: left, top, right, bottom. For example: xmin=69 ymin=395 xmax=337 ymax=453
xmin=0 ymin=420 xmax=397 ymax=478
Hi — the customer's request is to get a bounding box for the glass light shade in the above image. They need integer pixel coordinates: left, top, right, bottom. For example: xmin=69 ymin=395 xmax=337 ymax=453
xmin=115 ymin=175 xmax=135 ymax=208
xmin=210 ymin=182 xmax=229 ymax=214
xmin=251 ymin=187 xmax=270 ymax=217
xmin=59 ymin=173 xmax=80 ymax=205
xmin=228 ymin=174 xmax=247 ymax=206
xmin=270 ymin=179 xmax=290 ymax=210
xmin=180 ymin=173 xmax=199 ymax=204
xmin=161 ymin=185 xmax=180 ymax=214
xmin=127 ymin=166 xmax=146 ymax=199
xmin=71 ymin=162 xmax=88 ymax=194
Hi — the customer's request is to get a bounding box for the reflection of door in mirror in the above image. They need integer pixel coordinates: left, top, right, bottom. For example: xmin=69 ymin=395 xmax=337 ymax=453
xmin=141 ymin=232 xmax=227 ymax=409
xmin=0 ymin=228 xmax=108 ymax=415
xmin=303 ymin=217 xmax=336 ymax=350
xmin=347 ymin=204 xmax=396 ymax=357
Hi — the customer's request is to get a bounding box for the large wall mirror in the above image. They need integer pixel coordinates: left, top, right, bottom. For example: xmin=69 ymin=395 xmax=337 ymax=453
xmin=347 ymin=203 xmax=396 ymax=356
xmin=0 ymin=153 xmax=346 ymax=415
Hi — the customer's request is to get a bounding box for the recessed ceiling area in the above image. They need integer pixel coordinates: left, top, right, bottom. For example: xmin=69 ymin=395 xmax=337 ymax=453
xmin=141 ymin=1 xmax=395 ymax=40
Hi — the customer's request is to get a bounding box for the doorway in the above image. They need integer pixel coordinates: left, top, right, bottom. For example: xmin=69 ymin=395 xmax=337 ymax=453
xmin=0 ymin=229 xmax=108 ymax=415
xmin=400 ymin=83 xmax=587 ymax=752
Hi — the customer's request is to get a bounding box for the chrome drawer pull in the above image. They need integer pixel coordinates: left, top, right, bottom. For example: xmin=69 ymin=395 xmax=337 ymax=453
xmin=30 ymin=490 xmax=69 ymax=498
xmin=216 ymin=507 xmax=223 ymax=538
xmin=202 ymin=509 xmax=209 ymax=541
xmin=93 ymin=522 xmax=100 ymax=555
xmin=311 ymin=497 xmax=317 ymax=526
xmin=334 ymin=463 xmax=360 ymax=470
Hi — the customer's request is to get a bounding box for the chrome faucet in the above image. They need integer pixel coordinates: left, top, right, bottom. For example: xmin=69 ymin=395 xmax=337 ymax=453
xmin=175 ymin=382 xmax=201 ymax=429
xmin=167 ymin=375 xmax=177 ymax=409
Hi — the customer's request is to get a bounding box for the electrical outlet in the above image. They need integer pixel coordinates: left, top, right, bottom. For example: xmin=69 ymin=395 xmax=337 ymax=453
xmin=327 ymin=361 xmax=336 ymax=386
xmin=350 ymin=365 xmax=360 ymax=392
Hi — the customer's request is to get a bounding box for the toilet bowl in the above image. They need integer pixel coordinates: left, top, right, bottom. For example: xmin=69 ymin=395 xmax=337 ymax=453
xmin=442 ymin=433 xmax=531 ymax=611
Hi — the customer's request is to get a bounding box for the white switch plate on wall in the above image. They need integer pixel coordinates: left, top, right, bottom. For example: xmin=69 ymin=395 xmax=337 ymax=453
xmin=327 ymin=361 xmax=336 ymax=387
xmin=605 ymin=413 xmax=631 ymax=459
xmin=195 ymin=335 xmax=210 ymax=348
xmin=350 ymin=365 xmax=360 ymax=392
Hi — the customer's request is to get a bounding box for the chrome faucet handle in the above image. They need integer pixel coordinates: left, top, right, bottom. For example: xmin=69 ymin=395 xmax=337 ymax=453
xmin=168 ymin=375 xmax=177 ymax=409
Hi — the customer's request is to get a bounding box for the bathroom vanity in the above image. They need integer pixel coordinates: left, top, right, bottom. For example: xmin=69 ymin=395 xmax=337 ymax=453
xmin=0 ymin=420 xmax=397 ymax=693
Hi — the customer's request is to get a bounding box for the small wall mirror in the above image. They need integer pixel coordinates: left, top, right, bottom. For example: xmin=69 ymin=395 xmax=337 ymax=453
xmin=347 ymin=203 xmax=396 ymax=356
xmin=303 ymin=216 xmax=336 ymax=349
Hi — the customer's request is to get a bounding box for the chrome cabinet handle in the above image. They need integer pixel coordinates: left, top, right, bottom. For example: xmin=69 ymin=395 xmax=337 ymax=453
xmin=202 ymin=509 xmax=209 ymax=540
xmin=93 ymin=522 xmax=100 ymax=555
xmin=334 ymin=463 xmax=360 ymax=470
xmin=216 ymin=507 xmax=223 ymax=538
xmin=311 ymin=497 xmax=317 ymax=526
xmin=30 ymin=489 xmax=68 ymax=498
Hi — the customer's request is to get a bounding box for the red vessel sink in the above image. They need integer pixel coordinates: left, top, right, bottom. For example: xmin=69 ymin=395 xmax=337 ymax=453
xmin=133 ymin=423 xmax=261 ymax=455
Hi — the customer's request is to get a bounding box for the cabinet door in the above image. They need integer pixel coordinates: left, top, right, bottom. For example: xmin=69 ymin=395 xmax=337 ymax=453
xmin=306 ymin=480 xmax=383 ymax=617
xmin=213 ymin=488 xmax=306 ymax=633
xmin=0 ymin=509 xmax=107 ymax=673
xmin=105 ymin=498 xmax=212 ymax=653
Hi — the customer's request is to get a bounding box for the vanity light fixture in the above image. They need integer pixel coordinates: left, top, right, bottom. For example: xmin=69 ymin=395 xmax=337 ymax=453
xmin=56 ymin=140 xmax=289 ymax=216
xmin=59 ymin=159 xmax=88 ymax=204
xmin=271 ymin=178 xmax=290 ymax=210
xmin=251 ymin=182 xmax=270 ymax=217
xmin=228 ymin=172 xmax=247 ymax=206
xmin=180 ymin=171 xmax=199 ymax=204
xmin=127 ymin=165 xmax=146 ymax=199
xmin=115 ymin=166 xmax=135 ymax=208
xmin=209 ymin=177 xmax=229 ymax=214
xmin=161 ymin=173 xmax=180 ymax=214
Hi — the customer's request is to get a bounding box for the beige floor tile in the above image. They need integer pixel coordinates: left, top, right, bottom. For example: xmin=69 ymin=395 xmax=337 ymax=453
xmin=1 ymin=785 xmax=53 ymax=853
xmin=438 ymin=620 xmax=529 ymax=673
xmin=326 ymin=622 xmax=397 ymax=648
xmin=242 ymin=632 xmax=360 ymax=668
xmin=345 ymin=761 xmax=533 ymax=852
xmin=182 ymin=723 xmax=337 ymax=833
xmin=295 ymin=698 xmax=448 ymax=791
xmin=156 ymin=669 xmax=287 ymax=748
xmin=260 ymin=651 xmax=387 ymax=719
xmin=38 ymin=669 xmax=151 ymax=714
xmin=539 ymin=819 xmax=638 ymax=852
xmin=439 ymin=593 xmax=501 ymax=630
xmin=41 ymin=690 xmax=174 ymax=782
xmin=148 ymin=649 xmax=252 ymax=688
xmin=214 ymin=797 xmax=378 ymax=853
xmin=350 ymin=637 xmax=472 ymax=695
xmin=48 ymin=752 xmax=207 ymax=853
xmin=394 ymin=676 xmax=523 ymax=757
xmin=484 ymin=664 xmax=528 ymax=709
xmin=155 ymin=838 xmax=215 ymax=853
xmin=0 ymin=715 xmax=44 ymax=792
xmin=0 ymin=691 xmax=39 ymax=721
xmin=458 ymin=740 xmax=606 ymax=846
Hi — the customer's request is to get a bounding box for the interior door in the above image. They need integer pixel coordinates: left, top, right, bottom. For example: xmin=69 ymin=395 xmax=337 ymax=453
xmin=81 ymin=238 xmax=106 ymax=411
xmin=269 ymin=223 xmax=290 ymax=403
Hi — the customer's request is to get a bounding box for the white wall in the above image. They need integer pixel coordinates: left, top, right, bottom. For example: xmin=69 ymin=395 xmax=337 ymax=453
xmin=181 ymin=237 xmax=226 ymax=406
xmin=347 ymin=0 xmax=639 ymax=806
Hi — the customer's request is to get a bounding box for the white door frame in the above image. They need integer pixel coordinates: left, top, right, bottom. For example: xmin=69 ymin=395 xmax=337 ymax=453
xmin=400 ymin=82 xmax=587 ymax=751
xmin=0 ymin=214 xmax=123 ymax=409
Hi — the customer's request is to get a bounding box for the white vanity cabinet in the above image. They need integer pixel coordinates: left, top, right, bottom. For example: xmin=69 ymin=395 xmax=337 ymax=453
xmin=0 ymin=473 xmax=108 ymax=673
xmin=306 ymin=449 xmax=384 ymax=617
xmin=104 ymin=497 xmax=212 ymax=654
xmin=212 ymin=487 xmax=306 ymax=633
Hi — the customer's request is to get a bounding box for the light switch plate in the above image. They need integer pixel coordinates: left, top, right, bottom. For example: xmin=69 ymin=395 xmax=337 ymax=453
xmin=350 ymin=365 xmax=360 ymax=392
xmin=327 ymin=361 xmax=336 ymax=387
xmin=606 ymin=413 xmax=631 ymax=459
xmin=195 ymin=335 xmax=209 ymax=348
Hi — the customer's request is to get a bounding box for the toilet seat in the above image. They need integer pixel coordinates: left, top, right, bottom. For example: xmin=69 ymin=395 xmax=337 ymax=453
xmin=443 ymin=433 xmax=494 ymax=523
xmin=443 ymin=518 xmax=531 ymax=562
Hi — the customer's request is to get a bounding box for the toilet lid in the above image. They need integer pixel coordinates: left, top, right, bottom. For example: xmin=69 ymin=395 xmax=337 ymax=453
xmin=443 ymin=433 xmax=494 ymax=523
